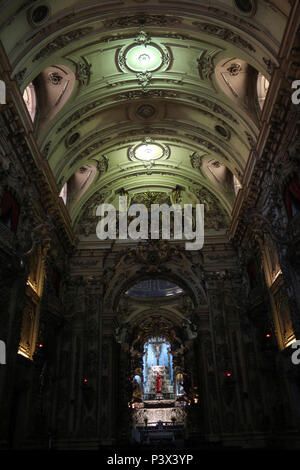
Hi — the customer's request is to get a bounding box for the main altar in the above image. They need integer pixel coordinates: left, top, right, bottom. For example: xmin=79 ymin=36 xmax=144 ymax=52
xmin=131 ymin=337 xmax=186 ymax=444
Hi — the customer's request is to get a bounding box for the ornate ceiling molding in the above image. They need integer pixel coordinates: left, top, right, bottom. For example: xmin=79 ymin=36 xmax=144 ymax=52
xmin=192 ymin=22 xmax=256 ymax=53
xmin=32 ymin=27 xmax=93 ymax=62
xmin=103 ymin=14 xmax=182 ymax=29
xmin=1 ymin=0 xmax=292 ymax=248
xmin=55 ymin=90 xmax=241 ymax=136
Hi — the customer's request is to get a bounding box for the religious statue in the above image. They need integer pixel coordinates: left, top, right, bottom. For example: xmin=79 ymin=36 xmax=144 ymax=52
xmin=182 ymin=319 xmax=198 ymax=340
xmin=115 ymin=324 xmax=127 ymax=344
xmin=155 ymin=372 xmax=162 ymax=394
xmin=132 ymin=376 xmax=142 ymax=400
xmin=154 ymin=343 xmax=161 ymax=365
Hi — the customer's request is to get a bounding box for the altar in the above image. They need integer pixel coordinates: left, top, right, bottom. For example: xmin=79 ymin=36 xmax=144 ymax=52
xmin=143 ymin=338 xmax=175 ymax=400
xmin=132 ymin=337 xmax=186 ymax=443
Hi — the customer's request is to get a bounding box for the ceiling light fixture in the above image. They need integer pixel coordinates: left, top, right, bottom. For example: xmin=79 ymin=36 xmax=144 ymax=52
xmin=138 ymin=53 xmax=151 ymax=65
xmin=117 ymin=34 xmax=171 ymax=75
xmin=125 ymin=44 xmax=162 ymax=72
xmin=135 ymin=143 xmax=164 ymax=161
xmin=128 ymin=139 xmax=170 ymax=162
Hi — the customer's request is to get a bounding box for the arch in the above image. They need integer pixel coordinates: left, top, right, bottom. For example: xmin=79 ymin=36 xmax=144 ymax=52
xmin=105 ymin=255 xmax=207 ymax=314
xmin=119 ymin=306 xmax=192 ymax=340
xmin=199 ymin=157 xmax=240 ymax=201
xmin=215 ymin=57 xmax=259 ymax=119
xmin=33 ymin=64 xmax=75 ymax=135
xmin=62 ymin=164 xmax=97 ymax=211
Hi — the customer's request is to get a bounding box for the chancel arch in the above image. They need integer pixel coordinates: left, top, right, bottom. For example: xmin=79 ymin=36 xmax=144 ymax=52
xmin=103 ymin=242 xmax=207 ymax=315
xmin=114 ymin=276 xmax=201 ymax=441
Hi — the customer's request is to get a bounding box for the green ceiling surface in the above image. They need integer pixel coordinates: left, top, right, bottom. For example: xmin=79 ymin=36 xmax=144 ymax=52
xmin=0 ymin=0 xmax=289 ymax=238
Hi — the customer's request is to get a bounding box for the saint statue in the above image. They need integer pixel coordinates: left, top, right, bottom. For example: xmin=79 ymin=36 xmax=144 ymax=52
xmin=132 ymin=376 xmax=142 ymax=400
xmin=154 ymin=344 xmax=161 ymax=365
xmin=155 ymin=372 xmax=162 ymax=394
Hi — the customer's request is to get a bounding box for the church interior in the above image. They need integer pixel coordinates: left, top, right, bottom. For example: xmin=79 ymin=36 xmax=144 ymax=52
xmin=0 ymin=0 xmax=300 ymax=452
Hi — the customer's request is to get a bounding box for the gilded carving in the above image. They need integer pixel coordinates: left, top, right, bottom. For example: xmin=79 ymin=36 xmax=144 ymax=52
xmin=75 ymin=62 xmax=92 ymax=86
xmin=103 ymin=15 xmax=182 ymax=28
xmin=197 ymin=52 xmax=217 ymax=80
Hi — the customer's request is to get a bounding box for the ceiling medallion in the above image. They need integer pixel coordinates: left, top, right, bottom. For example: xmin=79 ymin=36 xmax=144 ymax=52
xmin=215 ymin=125 xmax=231 ymax=140
xmin=66 ymin=132 xmax=80 ymax=147
xmin=227 ymin=63 xmax=242 ymax=76
xmin=136 ymin=104 xmax=156 ymax=119
xmin=117 ymin=31 xmax=171 ymax=89
xmin=27 ymin=4 xmax=51 ymax=27
xmin=128 ymin=137 xmax=170 ymax=162
xmin=48 ymin=71 xmax=63 ymax=85
xmin=233 ymin=0 xmax=256 ymax=16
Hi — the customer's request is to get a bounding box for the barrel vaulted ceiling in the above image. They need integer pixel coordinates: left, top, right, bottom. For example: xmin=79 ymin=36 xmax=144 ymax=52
xmin=0 ymin=0 xmax=291 ymax=239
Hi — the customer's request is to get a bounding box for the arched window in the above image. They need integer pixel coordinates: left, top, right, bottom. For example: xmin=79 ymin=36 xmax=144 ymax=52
xmin=284 ymin=176 xmax=300 ymax=219
xmin=59 ymin=183 xmax=67 ymax=205
xmin=23 ymin=83 xmax=37 ymax=122
xmin=257 ymin=73 xmax=270 ymax=110
xmin=126 ymin=279 xmax=183 ymax=298
xmin=233 ymin=175 xmax=242 ymax=196
xmin=0 ymin=190 xmax=20 ymax=232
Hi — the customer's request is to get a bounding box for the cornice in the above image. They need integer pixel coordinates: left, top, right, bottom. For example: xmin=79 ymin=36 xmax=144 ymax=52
xmin=0 ymin=41 xmax=76 ymax=252
xmin=227 ymin=2 xmax=300 ymax=244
